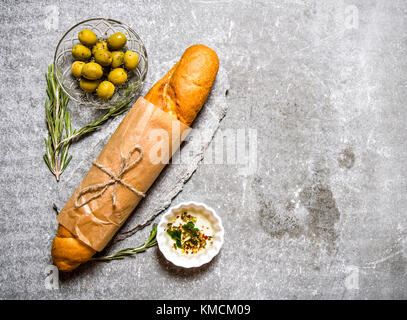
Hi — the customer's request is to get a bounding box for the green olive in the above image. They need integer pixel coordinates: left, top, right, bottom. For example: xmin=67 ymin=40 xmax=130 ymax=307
xmin=71 ymin=61 xmax=85 ymax=78
xmin=92 ymin=41 xmax=108 ymax=55
xmin=81 ymin=62 xmax=103 ymax=80
xmin=78 ymin=29 xmax=98 ymax=47
xmin=111 ymin=51 xmax=125 ymax=68
xmin=72 ymin=44 xmax=91 ymax=61
xmin=107 ymin=32 xmax=127 ymax=50
xmin=97 ymin=81 xmax=115 ymax=99
xmin=94 ymin=50 xmax=112 ymax=67
xmin=108 ymin=68 xmax=127 ymax=86
xmin=123 ymin=51 xmax=139 ymax=70
xmin=80 ymin=79 xmax=100 ymax=92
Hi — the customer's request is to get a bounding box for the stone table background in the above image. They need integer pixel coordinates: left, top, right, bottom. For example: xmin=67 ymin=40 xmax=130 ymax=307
xmin=0 ymin=0 xmax=406 ymax=299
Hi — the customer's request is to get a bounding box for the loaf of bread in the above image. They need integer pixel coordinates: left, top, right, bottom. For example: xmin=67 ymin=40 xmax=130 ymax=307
xmin=51 ymin=44 xmax=219 ymax=271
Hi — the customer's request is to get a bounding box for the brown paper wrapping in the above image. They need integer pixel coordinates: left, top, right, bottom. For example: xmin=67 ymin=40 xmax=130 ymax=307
xmin=57 ymin=97 xmax=190 ymax=251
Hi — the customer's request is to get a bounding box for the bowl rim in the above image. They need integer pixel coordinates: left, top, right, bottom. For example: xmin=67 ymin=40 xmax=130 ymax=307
xmin=53 ymin=17 xmax=148 ymax=106
xmin=157 ymin=201 xmax=225 ymax=268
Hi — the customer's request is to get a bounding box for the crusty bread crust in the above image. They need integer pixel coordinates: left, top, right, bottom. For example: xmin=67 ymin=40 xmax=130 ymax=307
xmin=52 ymin=225 xmax=96 ymax=271
xmin=145 ymin=44 xmax=219 ymax=125
xmin=51 ymin=44 xmax=219 ymax=271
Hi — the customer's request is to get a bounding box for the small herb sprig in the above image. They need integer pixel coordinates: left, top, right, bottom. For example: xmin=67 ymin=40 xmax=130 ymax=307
xmin=43 ymin=64 xmax=130 ymax=181
xmin=92 ymin=224 xmax=158 ymax=262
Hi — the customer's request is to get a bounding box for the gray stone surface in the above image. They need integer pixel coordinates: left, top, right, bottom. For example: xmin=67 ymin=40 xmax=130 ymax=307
xmin=0 ymin=0 xmax=406 ymax=299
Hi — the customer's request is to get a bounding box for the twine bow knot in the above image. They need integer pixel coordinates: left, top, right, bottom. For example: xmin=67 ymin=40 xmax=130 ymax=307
xmin=74 ymin=145 xmax=145 ymax=209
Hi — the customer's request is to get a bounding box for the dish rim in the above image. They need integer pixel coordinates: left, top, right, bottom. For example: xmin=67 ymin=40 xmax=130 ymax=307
xmin=157 ymin=201 xmax=224 ymax=268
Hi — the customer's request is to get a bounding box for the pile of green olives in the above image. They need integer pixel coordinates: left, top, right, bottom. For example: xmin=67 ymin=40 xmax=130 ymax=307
xmin=71 ymin=29 xmax=139 ymax=100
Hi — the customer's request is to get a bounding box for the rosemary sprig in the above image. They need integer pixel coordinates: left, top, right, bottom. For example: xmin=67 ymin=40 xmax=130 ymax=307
xmin=43 ymin=64 xmax=130 ymax=181
xmin=43 ymin=64 xmax=71 ymax=181
xmin=92 ymin=224 xmax=158 ymax=262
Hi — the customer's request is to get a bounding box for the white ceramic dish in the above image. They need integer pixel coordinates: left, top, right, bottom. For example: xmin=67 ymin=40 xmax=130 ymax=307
xmin=157 ymin=202 xmax=224 ymax=268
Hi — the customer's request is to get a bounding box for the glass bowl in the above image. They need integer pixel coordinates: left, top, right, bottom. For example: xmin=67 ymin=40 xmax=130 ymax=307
xmin=53 ymin=18 xmax=148 ymax=109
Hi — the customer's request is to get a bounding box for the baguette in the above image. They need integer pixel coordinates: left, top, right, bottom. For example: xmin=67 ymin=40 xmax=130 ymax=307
xmin=51 ymin=44 xmax=219 ymax=271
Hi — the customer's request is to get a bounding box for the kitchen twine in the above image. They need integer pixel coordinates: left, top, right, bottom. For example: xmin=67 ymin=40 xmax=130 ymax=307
xmin=74 ymin=145 xmax=145 ymax=209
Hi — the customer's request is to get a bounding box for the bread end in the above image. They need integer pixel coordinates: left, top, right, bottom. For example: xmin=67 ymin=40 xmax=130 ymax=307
xmin=51 ymin=225 xmax=96 ymax=272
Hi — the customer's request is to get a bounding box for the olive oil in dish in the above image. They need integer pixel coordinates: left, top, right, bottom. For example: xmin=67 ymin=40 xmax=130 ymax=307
xmin=165 ymin=211 xmax=214 ymax=255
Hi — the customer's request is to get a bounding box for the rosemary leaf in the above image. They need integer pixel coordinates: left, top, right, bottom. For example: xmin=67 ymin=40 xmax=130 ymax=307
xmin=92 ymin=224 xmax=158 ymax=262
